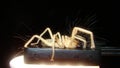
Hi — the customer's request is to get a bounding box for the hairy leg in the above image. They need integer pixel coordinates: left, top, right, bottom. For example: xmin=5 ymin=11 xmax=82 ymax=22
xmin=24 ymin=27 xmax=55 ymax=61
xmin=54 ymin=32 xmax=65 ymax=48
xmin=24 ymin=35 xmax=39 ymax=48
xmin=39 ymin=28 xmax=55 ymax=61
xmin=25 ymin=35 xmax=50 ymax=47
xmin=31 ymin=27 xmax=54 ymax=46
xmin=72 ymin=27 xmax=95 ymax=49
xmin=74 ymin=35 xmax=87 ymax=48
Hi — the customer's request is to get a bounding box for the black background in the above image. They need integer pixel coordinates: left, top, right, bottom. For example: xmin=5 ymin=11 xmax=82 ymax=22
xmin=1 ymin=0 xmax=120 ymax=68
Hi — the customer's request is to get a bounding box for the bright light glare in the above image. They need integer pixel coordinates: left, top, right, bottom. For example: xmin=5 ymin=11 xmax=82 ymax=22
xmin=10 ymin=55 xmax=99 ymax=68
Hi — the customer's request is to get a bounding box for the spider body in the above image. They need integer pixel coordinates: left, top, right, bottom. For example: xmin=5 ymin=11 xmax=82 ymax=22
xmin=24 ymin=27 xmax=95 ymax=61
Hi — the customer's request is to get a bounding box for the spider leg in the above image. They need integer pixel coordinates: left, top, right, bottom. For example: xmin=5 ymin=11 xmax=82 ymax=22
xmin=24 ymin=35 xmax=40 ymax=48
xmin=31 ymin=28 xmax=54 ymax=46
xmin=24 ymin=35 xmax=54 ymax=47
xmin=24 ymin=27 xmax=55 ymax=61
xmin=38 ymin=27 xmax=55 ymax=61
xmin=74 ymin=35 xmax=87 ymax=48
xmin=72 ymin=27 xmax=95 ymax=49
xmin=54 ymin=32 xmax=64 ymax=48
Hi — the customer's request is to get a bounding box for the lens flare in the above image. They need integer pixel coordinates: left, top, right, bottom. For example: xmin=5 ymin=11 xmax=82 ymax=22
xmin=9 ymin=55 xmax=99 ymax=68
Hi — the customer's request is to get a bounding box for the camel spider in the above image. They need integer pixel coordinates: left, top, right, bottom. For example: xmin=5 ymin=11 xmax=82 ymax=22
xmin=24 ymin=27 xmax=95 ymax=61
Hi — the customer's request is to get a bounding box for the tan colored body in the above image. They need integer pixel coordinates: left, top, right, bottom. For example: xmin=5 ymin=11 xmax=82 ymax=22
xmin=24 ymin=27 xmax=95 ymax=61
